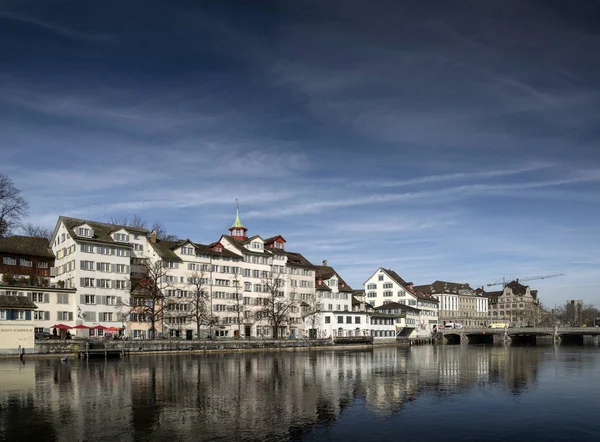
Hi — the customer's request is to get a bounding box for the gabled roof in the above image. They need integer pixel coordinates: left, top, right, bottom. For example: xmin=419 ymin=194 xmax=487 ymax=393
xmin=338 ymin=285 xmax=354 ymax=292
xmin=377 ymin=268 xmax=439 ymax=303
xmin=56 ymin=216 xmax=147 ymax=246
xmin=192 ymin=242 xmax=241 ymax=259
xmin=374 ymin=302 xmax=420 ymax=313
xmin=314 ymin=264 xmax=352 ymax=291
xmin=352 ymin=289 xmax=365 ymax=296
xmin=415 ymin=280 xmax=472 ymax=295
xmin=221 ymin=235 xmax=272 ymax=257
xmin=316 ymin=282 xmax=331 ymax=291
xmin=484 ymin=290 xmax=504 ymax=298
xmin=264 ymin=235 xmax=286 ymax=244
xmin=283 ymin=251 xmax=314 ymax=268
xmin=149 ymin=239 xmax=182 ymax=262
xmin=505 ymin=280 xmax=529 ymax=296
xmin=0 ymin=236 xmax=54 ymax=259
xmin=0 ymin=295 xmax=38 ymax=309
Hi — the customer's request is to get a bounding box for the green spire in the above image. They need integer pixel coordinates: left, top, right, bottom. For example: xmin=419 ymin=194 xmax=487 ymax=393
xmin=231 ymin=200 xmax=245 ymax=229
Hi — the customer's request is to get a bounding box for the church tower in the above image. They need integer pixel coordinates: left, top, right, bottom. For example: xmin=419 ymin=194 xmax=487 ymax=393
xmin=229 ymin=202 xmax=248 ymax=240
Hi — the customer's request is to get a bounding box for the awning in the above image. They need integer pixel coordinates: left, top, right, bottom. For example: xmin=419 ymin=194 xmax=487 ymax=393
xmin=72 ymin=324 xmax=89 ymax=329
xmin=92 ymin=325 xmax=108 ymax=330
xmin=51 ymin=324 xmax=72 ymax=329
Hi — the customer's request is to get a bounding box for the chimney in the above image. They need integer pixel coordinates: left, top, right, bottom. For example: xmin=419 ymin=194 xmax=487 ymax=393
xmin=150 ymin=229 xmax=157 ymax=244
xmin=322 ymin=259 xmax=328 ymax=266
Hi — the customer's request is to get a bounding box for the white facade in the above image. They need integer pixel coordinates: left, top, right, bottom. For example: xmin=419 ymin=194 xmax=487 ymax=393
xmin=364 ymin=267 xmax=439 ymax=338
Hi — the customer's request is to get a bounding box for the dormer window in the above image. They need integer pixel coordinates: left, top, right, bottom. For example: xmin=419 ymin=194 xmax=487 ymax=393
xmin=251 ymin=242 xmax=262 ymax=250
xmin=113 ymin=233 xmax=129 ymax=242
xmin=78 ymin=227 xmax=92 ymax=237
xmin=181 ymin=246 xmax=195 ymax=255
xmin=274 ymin=242 xmax=284 ymax=249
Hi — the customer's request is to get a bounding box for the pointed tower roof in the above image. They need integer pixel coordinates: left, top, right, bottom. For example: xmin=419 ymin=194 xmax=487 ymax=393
xmin=229 ymin=200 xmax=248 ymax=240
xmin=230 ymin=204 xmax=245 ymax=229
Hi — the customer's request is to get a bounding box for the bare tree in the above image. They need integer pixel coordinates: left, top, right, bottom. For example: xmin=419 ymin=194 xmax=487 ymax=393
xmin=0 ymin=174 xmax=29 ymax=237
xmin=232 ymin=274 xmax=243 ymax=338
xmin=119 ymin=258 xmax=171 ymax=339
xmin=187 ymin=271 xmax=214 ymax=339
xmin=20 ymin=223 xmax=52 ymax=240
xmin=108 ymin=214 xmax=178 ymax=241
xmin=258 ymin=272 xmax=295 ymax=339
xmin=302 ymin=292 xmax=321 ymax=339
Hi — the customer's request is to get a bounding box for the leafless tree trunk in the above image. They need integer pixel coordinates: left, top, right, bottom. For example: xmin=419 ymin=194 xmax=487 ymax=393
xmin=119 ymin=258 xmax=172 ymax=339
xmin=232 ymin=274 xmax=243 ymax=338
xmin=258 ymin=272 xmax=295 ymax=339
xmin=303 ymin=292 xmax=321 ymax=339
xmin=187 ymin=271 xmax=213 ymax=339
xmin=0 ymin=174 xmax=29 ymax=238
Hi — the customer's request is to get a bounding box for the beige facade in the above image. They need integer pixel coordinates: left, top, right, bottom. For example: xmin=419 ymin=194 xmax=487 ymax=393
xmin=484 ymin=280 xmax=540 ymax=327
xmin=414 ymin=281 xmax=488 ymax=328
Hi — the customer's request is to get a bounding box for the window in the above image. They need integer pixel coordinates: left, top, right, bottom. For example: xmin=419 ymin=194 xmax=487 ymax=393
xmin=355 ymin=317 xmax=361 ymax=324
xmin=251 ymin=242 xmax=262 ymax=249
xmin=57 ymin=293 xmax=69 ymax=304
xmin=367 ymin=292 xmax=377 ymax=298
xmin=57 ymin=311 xmax=73 ymax=321
xmin=383 ymin=283 xmax=393 ymax=289
xmin=80 ymin=244 xmax=94 ymax=253
xmin=113 ymin=233 xmax=129 ymax=242
xmin=181 ymin=246 xmax=195 ymax=255
xmin=325 ymin=316 xmax=331 ymax=324
xmin=115 ymin=280 xmax=127 ymax=290
xmin=244 ymin=282 xmax=252 ymax=291
xmin=115 ymin=248 xmax=129 ymax=257
xmin=80 ymin=278 xmax=95 ymax=287
xmin=97 ymin=262 xmax=111 ymax=272
xmin=367 ymin=283 xmax=377 ymax=290
xmin=188 ymin=263 xmax=200 ymax=271
xmin=84 ymin=295 xmax=95 ymax=304
xmin=2 ymin=257 xmax=16 ymax=265
xmin=30 ymin=292 xmax=45 ymax=303
xmin=346 ymin=316 xmax=352 ymax=324
xmin=20 ymin=259 xmax=32 ymax=267
xmin=132 ymin=244 xmax=143 ymax=251
xmin=33 ymin=310 xmax=50 ymax=321
xmin=337 ymin=316 xmax=343 ymax=324
xmin=15 ymin=311 xmax=26 ymax=320
xmin=106 ymin=296 xmax=117 ymax=306
xmin=378 ymin=275 xmax=384 ymax=281
xmin=77 ymin=227 xmax=91 ymax=237
xmin=100 ymin=312 xmax=113 ymax=322
xmin=97 ymin=279 xmax=111 ymax=288
xmin=0 ymin=310 xmax=5 ymax=320
xmin=37 ymin=261 xmax=49 ymax=269
xmin=114 ymin=264 xmax=128 ymax=273
xmin=80 ymin=260 xmax=95 ymax=271
xmin=383 ymin=291 xmax=393 ymax=297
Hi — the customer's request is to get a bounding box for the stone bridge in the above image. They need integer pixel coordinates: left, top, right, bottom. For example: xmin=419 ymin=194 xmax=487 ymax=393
xmin=441 ymin=326 xmax=600 ymax=345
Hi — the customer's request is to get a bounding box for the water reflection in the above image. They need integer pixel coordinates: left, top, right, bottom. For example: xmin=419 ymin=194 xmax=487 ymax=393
xmin=0 ymin=345 xmax=597 ymax=441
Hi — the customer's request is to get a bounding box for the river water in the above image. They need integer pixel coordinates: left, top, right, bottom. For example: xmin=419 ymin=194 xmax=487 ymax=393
xmin=1 ymin=344 xmax=599 ymax=441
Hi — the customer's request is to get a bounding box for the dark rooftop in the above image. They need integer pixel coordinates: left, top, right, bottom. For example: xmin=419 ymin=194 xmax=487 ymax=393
xmin=0 ymin=236 xmax=54 ymax=259
xmin=0 ymin=295 xmax=38 ymax=309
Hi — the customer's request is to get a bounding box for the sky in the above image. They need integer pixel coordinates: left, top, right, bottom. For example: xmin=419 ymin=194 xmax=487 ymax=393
xmin=1 ymin=0 xmax=599 ymax=307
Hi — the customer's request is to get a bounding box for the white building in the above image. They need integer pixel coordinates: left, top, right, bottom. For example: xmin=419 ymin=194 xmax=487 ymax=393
xmin=364 ymin=268 xmax=439 ymax=338
xmin=413 ymin=281 xmax=488 ymax=328
xmin=50 ymin=217 xmax=151 ymax=336
xmin=303 ymin=261 xmax=370 ymax=339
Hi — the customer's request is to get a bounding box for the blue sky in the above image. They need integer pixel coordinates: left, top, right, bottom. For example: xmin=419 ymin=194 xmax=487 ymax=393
xmin=1 ymin=0 xmax=599 ymax=306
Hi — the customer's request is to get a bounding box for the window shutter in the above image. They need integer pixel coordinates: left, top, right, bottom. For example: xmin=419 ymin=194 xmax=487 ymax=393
xmin=44 ymin=293 xmax=49 ymax=303
xmin=116 ymin=296 xmax=122 ymax=305
xmin=45 ymin=311 xmax=50 ymax=320
xmin=25 ymin=310 xmax=31 ymax=321
xmin=125 ymin=265 xmax=130 ymax=273
xmin=111 ymin=280 xmax=116 ymax=289
xmin=27 ymin=293 xmax=32 ymax=301
xmin=126 ymin=280 xmax=131 ymax=290
xmin=80 ymin=278 xmax=85 ymax=287
xmin=80 ymin=295 xmax=85 ymax=304
xmin=111 ymin=264 xmax=116 ymax=273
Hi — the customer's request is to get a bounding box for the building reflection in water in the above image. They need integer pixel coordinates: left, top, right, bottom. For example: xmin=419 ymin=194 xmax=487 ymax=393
xmin=0 ymin=346 xmax=548 ymax=441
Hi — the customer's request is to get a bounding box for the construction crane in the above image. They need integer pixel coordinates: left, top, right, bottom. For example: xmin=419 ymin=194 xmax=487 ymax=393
xmin=486 ymin=273 xmax=565 ymax=288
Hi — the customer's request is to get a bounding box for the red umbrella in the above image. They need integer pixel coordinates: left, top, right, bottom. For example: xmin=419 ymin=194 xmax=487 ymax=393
xmin=92 ymin=325 xmax=108 ymax=330
xmin=72 ymin=324 xmax=89 ymax=329
xmin=106 ymin=326 xmax=121 ymax=332
xmin=52 ymin=324 xmax=72 ymax=329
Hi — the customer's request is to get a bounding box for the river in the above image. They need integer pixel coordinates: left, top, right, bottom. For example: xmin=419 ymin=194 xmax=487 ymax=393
xmin=1 ymin=344 xmax=599 ymax=441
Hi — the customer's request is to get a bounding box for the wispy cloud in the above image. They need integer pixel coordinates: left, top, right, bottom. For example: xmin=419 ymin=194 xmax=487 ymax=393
xmin=0 ymin=11 xmax=113 ymax=42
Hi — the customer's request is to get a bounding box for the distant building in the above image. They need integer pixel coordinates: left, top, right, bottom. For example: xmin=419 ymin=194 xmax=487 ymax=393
xmin=372 ymin=302 xmax=421 ymax=337
xmin=413 ymin=281 xmax=488 ymax=328
xmin=0 ymin=294 xmax=38 ymax=354
xmin=0 ymin=236 xmax=54 ymax=286
xmin=480 ymin=280 xmax=540 ymax=327
xmin=565 ymin=299 xmax=584 ymax=326
xmin=363 ymin=267 xmax=438 ymax=338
